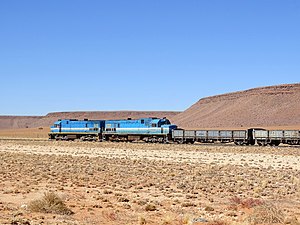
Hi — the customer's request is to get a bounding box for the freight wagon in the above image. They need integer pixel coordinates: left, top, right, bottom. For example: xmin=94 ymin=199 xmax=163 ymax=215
xmin=172 ymin=129 xmax=255 ymax=145
xmin=253 ymin=130 xmax=300 ymax=146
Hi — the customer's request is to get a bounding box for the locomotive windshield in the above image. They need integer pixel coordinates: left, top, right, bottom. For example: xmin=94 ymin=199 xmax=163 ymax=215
xmin=159 ymin=119 xmax=171 ymax=126
xmin=164 ymin=120 xmax=171 ymax=125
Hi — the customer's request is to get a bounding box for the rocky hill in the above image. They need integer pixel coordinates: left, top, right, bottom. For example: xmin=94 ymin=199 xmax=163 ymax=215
xmin=0 ymin=111 xmax=180 ymax=130
xmin=0 ymin=116 xmax=43 ymax=130
xmin=172 ymin=83 xmax=300 ymax=129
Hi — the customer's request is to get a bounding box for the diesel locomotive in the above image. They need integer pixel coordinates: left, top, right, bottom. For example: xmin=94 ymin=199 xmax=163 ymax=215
xmin=49 ymin=119 xmax=105 ymax=141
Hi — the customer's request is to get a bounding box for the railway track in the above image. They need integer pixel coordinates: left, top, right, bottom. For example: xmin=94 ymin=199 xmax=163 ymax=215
xmin=0 ymin=137 xmax=299 ymax=149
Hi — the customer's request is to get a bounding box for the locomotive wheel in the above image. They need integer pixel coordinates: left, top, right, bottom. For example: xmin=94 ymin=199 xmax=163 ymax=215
xmin=271 ymin=141 xmax=280 ymax=146
xmin=234 ymin=141 xmax=242 ymax=145
xmin=163 ymin=139 xmax=169 ymax=144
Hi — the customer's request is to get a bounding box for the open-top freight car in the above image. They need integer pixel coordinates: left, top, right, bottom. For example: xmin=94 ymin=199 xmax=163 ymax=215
xmin=172 ymin=129 xmax=255 ymax=145
xmin=253 ymin=130 xmax=300 ymax=146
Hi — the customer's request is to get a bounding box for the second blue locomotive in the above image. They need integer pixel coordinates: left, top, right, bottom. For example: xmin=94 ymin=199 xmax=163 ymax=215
xmin=49 ymin=117 xmax=177 ymax=143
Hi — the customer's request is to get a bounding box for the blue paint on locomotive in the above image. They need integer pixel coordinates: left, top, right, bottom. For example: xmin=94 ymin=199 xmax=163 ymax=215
xmin=50 ymin=119 xmax=105 ymax=134
xmin=103 ymin=117 xmax=177 ymax=135
xmin=49 ymin=118 xmax=177 ymax=140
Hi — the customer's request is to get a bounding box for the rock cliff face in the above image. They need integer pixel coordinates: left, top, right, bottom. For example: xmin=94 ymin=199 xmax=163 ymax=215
xmin=0 ymin=111 xmax=180 ymax=129
xmin=173 ymin=83 xmax=300 ymax=129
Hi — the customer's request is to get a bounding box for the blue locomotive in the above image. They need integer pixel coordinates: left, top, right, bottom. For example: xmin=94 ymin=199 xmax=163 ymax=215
xmin=103 ymin=117 xmax=177 ymax=143
xmin=49 ymin=117 xmax=177 ymax=143
xmin=49 ymin=119 xmax=105 ymax=141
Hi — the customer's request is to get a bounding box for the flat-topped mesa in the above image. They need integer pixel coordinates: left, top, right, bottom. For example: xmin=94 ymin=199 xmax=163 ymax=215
xmin=0 ymin=116 xmax=43 ymax=129
xmin=200 ymin=83 xmax=300 ymax=104
xmin=0 ymin=111 xmax=181 ymax=130
xmin=173 ymin=83 xmax=300 ymax=129
xmin=45 ymin=111 xmax=180 ymax=120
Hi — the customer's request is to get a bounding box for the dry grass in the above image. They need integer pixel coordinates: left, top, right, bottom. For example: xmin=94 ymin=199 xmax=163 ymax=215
xmin=246 ymin=202 xmax=285 ymax=224
xmin=0 ymin=127 xmax=49 ymax=139
xmin=28 ymin=192 xmax=73 ymax=215
xmin=229 ymin=196 xmax=264 ymax=209
xmin=207 ymin=220 xmax=229 ymax=225
xmin=10 ymin=218 xmax=31 ymax=225
xmin=102 ymin=210 xmax=118 ymax=221
xmin=139 ymin=216 xmax=147 ymax=225
xmin=145 ymin=204 xmax=157 ymax=211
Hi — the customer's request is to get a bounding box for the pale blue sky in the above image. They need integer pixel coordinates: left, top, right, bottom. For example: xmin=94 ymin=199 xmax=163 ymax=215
xmin=0 ymin=1 xmax=299 ymax=115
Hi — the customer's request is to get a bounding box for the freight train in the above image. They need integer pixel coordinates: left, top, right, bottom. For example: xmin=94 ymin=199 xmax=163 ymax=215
xmin=49 ymin=117 xmax=300 ymax=146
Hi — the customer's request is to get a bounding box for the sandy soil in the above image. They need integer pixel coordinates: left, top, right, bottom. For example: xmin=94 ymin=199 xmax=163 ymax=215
xmin=0 ymin=139 xmax=300 ymax=225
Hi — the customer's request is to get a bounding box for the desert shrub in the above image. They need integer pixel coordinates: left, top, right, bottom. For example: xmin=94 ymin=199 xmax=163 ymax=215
xmin=229 ymin=196 xmax=242 ymax=205
xmin=180 ymin=214 xmax=191 ymax=224
xmin=241 ymin=198 xmax=263 ymax=209
xmin=139 ymin=216 xmax=147 ymax=225
xmin=161 ymin=220 xmax=171 ymax=225
xmin=181 ymin=202 xmax=196 ymax=207
xmin=10 ymin=218 xmax=31 ymax=225
xmin=207 ymin=220 xmax=229 ymax=225
xmin=28 ymin=192 xmax=73 ymax=215
xmin=229 ymin=196 xmax=264 ymax=209
xmin=246 ymin=202 xmax=284 ymax=224
xmin=103 ymin=189 xmax=113 ymax=194
xmin=102 ymin=210 xmax=118 ymax=221
xmin=145 ymin=204 xmax=156 ymax=211
xmin=204 ymin=206 xmax=215 ymax=211
xmin=117 ymin=197 xmax=130 ymax=202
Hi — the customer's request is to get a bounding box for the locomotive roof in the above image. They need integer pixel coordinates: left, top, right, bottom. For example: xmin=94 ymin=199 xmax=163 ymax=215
xmin=105 ymin=117 xmax=167 ymax=123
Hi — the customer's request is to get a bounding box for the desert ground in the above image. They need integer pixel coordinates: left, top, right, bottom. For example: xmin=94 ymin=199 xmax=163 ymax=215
xmin=0 ymin=132 xmax=300 ymax=225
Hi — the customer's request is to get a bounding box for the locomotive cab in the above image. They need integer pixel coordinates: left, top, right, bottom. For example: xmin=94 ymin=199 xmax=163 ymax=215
xmin=51 ymin=120 xmax=62 ymax=133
